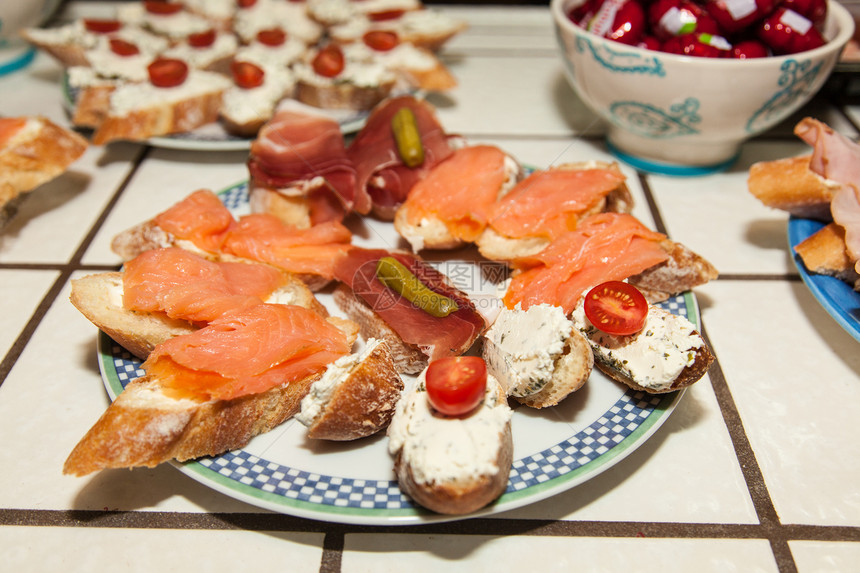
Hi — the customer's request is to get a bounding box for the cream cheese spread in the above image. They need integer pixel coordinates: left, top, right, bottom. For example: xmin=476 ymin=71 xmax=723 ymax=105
xmin=387 ymin=372 xmax=512 ymax=485
xmin=162 ymin=33 xmax=239 ymax=69
xmin=108 ymin=69 xmax=231 ymax=116
xmin=571 ymin=297 xmax=702 ymax=392
xmin=221 ymin=67 xmax=295 ymax=125
xmin=483 ymin=304 xmax=572 ymax=397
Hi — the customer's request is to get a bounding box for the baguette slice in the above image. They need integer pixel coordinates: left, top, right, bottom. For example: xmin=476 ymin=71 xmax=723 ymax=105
xmin=70 ymin=266 xmax=329 ymax=360
xmin=748 ymin=154 xmax=837 ymax=221
xmin=483 ymin=304 xmax=593 ymax=409
xmin=794 ymin=222 xmax=860 ymax=286
xmin=296 ymin=338 xmax=404 ymax=440
xmin=571 ymin=299 xmax=714 ymax=394
xmin=627 ymin=239 xmax=719 ymax=303
xmin=63 ymin=370 xmax=320 ymax=476
xmin=388 ymin=373 xmax=513 ymax=515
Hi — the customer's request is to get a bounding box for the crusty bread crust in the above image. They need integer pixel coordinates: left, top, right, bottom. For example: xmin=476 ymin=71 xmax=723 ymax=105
xmin=332 ymin=284 xmax=428 ymax=374
xmin=748 ymin=155 xmax=836 ymax=221
xmin=63 ymin=371 xmax=320 ymax=476
xmin=72 ymin=84 xmax=118 ymax=129
xmin=392 ymin=379 xmax=512 ymax=515
xmin=248 ymin=185 xmax=313 ymax=229
xmin=19 ymin=30 xmax=90 ymax=67
xmin=295 ymin=79 xmax=395 ymax=111
xmin=110 ymin=220 xmax=174 ymax=262
xmin=92 ymin=90 xmax=225 ymax=144
xmin=628 ymin=239 xmax=719 ymax=303
xmin=302 ymin=340 xmax=404 ymax=441
xmin=794 ymin=222 xmax=860 ymax=285
xmin=595 ymin=338 xmax=714 ymax=395
xmin=511 ymin=328 xmax=593 ymax=409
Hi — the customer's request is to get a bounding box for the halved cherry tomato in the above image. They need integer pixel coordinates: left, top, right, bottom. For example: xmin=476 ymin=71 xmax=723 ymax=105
xmin=188 ymin=29 xmax=217 ymax=48
xmin=231 ymin=60 xmax=265 ymax=89
xmin=368 ymin=9 xmax=406 ymax=22
xmin=237 ymin=0 xmax=258 ymax=8
xmin=425 ymin=356 xmax=487 ymax=416
xmin=147 ymin=58 xmax=189 ymax=88
xmin=83 ymin=19 xmax=122 ymax=34
xmin=312 ymin=44 xmax=345 ymax=78
xmin=144 ymin=1 xmax=183 ymax=15
xmin=109 ymin=38 xmax=140 ymax=57
xmin=583 ymin=280 xmax=648 ymax=336
xmin=256 ymin=27 xmax=287 ymax=46
xmin=363 ymin=30 xmax=399 ymax=52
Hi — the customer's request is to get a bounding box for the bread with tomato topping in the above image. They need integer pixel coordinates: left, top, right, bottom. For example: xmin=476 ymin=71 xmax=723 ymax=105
xmin=295 ymin=338 xmax=405 ymax=441
xmin=387 ymin=368 xmax=513 ymax=515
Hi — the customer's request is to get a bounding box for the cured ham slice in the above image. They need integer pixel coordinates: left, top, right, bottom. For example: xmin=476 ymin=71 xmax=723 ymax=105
xmin=348 ymin=95 xmax=457 ymax=218
xmin=794 ymin=118 xmax=860 ymax=271
xmin=143 ymin=303 xmax=351 ymax=401
xmin=487 ymin=167 xmax=628 ymax=241
xmin=222 ymin=213 xmax=353 ymax=281
xmin=153 ymin=189 xmax=237 ymax=253
xmin=122 ymin=248 xmax=287 ymax=324
xmin=333 ymin=247 xmax=486 ymax=362
xmin=504 ymin=213 xmax=670 ymax=314
xmin=247 ymin=109 xmax=357 ymax=213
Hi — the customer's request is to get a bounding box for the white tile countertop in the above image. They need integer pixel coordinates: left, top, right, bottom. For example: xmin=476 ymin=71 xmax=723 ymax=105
xmin=1 ymin=2 xmax=859 ymax=572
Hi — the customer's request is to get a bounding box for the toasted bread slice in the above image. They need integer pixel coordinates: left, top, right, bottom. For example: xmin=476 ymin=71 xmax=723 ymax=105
xmin=748 ymin=154 xmax=837 ymax=221
xmin=388 ymin=373 xmax=512 ymax=515
xmin=571 ymin=300 xmax=713 ymax=394
xmin=794 ymin=222 xmax=860 ymax=286
xmin=627 ymin=239 xmax=719 ymax=303
xmin=296 ymin=338 xmax=404 ymax=440
xmin=483 ymin=304 xmax=593 ymax=409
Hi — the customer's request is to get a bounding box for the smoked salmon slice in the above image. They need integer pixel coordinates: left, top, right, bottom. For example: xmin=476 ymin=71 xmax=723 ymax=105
xmin=0 ymin=118 xmax=28 ymax=149
xmin=143 ymin=304 xmax=351 ymax=401
xmin=153 ymin=189 xmax=237 ymax=254
xmin=487 ymin=167 xmax=627 ymax=241
xmin=122 ymin=248 xmax=287 ymax=324
xmin=503 ymin=213 xmax=670 ymax=314
xmin=222 ymin=213 xmax=353 ymax=280
xmin=401 ymin=145 xmax=514 ymax=243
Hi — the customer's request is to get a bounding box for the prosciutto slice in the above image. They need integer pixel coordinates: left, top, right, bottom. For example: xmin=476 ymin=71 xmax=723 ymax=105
xmin=333 ymin=247 xmax=486 ymax=361
xmin=795 ymin=118 xmax=860 ymax=271
xmin=347 ymin=96 xmax=457 ymax=218
xmin=247 ymin=110 xmax=357 ymax=212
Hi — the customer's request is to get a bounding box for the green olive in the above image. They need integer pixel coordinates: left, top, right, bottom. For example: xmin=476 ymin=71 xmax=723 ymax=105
xmin=375 ymin=256 xmax=459 ymax=318
xmin=391 ymin=107 xmax=424 ymax=168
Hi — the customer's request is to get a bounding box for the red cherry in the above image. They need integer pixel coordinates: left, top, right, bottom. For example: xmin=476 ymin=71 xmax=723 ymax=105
xmin=662 ymin=32 xmax=732 ymax=57
xmin=704 ymin=0 xmax=780 ymax=34
xmin=758 ymin=7 xmax=825 ymax=54
xmin=649 ymin=0 xmax=720 ymax=40
xmin=783 ymin=0 xmax=827 ymax=29
xmin=731 ymin=38 xmax=770 ymax=58
xmin=638 ymin=35 xmax=663 ymax=50
xmin=587 ymin=0 xmax=647 ymax=46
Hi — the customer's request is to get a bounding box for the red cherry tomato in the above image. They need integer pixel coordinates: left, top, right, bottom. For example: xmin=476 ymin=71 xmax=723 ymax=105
xmin=257 ymin=27 xmax=287 ymax=46
xmin=188 ymin=29 xmax=217 ymax=48
xmin=109 ymin=38 xmax=140 ymax=57
xmin=147 ymin=58 xmax=189 ymax=87
xmin=83 ymin=19 xmax=122 ymax=34
xmin=368 ymin=9 xmax=406 ymax=22
xmin=583 ymin=281 xmax=648 ymax=336
xmin=231 ymin=60 xmax=265 ymax=89
xmin=425 ymin=356 xmax=488 ymax=417
xmin=363 ymin=30 xmax=399 ymax=51
xmin=144 ymin=1 xmax=183 ymax=15
xmin=312 ymin=44 xmax=345 ymax=78
xmin=237 ymin=0 xmax=257 ymax=8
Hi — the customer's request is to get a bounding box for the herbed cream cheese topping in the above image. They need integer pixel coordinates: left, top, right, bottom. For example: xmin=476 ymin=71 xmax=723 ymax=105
xmin=233 ymin=1 xmax=323 ymax=44
xmin=221 ymin=68 xmax=296 ymax=124
xmin=84 ymin=42 xmax=153 ymax=82
xmin=570 ymin=298 xmax=702 ymax=391
xmin=109 ymin=69 xmax=231 ymax=116
xmin=116 ymin=4 xmax=212 ymax=39
xmin=296 ymin=338 xmax=385 ymax=427
xmin=24 ymin=20 xmax=100 ymax=49
xmin=387 ymin=372 xmax=512 ymax=485
xmin=483 ymin=304 xmax=572 ymax=397
xmin=293 ymin=58 xmax=395 ymax=88
xmin=162 ymin=33 xmax=239 ymax=69
xmin=181 ymin=0 xmax=236 ymax=21
xmin=398 ymin=9 xmax=464 ymax=36
xmin=343 ymin=42 xmax=436 ymax=71
xmin=234 ymin=39 xmax=308 ymax=69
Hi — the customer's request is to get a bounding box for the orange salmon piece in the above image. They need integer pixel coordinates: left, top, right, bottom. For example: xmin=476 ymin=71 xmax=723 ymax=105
xmin=153 ymin=189 xmax=237 ymax=253
xmin=122 ymin=248 xmax=286 ymax=324
xmin=143 ymin=304 xmax=350 ymax=401
xmin=0 ymin=117 xmax=28 ymax=149
xmin=404 ymin=145 xmax=512 ymax=242
xmin=222 ymin=214 xmax=353 ymax=279
xmin=488 ymin=168 xmax=627 ymax=240
xmin=503 ymin=213 xmax=670 ymax=313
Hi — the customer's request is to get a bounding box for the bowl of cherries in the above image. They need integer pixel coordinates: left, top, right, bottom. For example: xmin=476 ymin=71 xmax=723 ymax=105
xmin=550 ymin=0 xmax=854 ymax=174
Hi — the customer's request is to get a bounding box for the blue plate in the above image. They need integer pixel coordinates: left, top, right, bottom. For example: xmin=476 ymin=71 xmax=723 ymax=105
xmin=788 ymin=216 xmax=860 ymax=342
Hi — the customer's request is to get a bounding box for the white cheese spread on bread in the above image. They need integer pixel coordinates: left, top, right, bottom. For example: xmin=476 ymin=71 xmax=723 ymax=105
xmin=387 ymin=371 xmax=512 ymax=485
xmin=483 ymin=304 xmax=572 ymax=397
xmin=571 ymin=298 xmax=702 ymax=392
xmin=109 ymin=69 xmax=231 ymax=116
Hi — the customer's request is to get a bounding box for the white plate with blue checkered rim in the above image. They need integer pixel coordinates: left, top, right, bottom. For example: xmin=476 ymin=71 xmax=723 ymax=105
xmin=96 ymin=180 xmax=694 ymax=525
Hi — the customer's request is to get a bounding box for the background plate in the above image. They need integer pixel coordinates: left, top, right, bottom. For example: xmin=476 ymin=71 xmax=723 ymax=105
xmin=788 ymin=215 xmax=860 ymax=342
xmin=96 ymin=180 xmax=696 ymax=525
